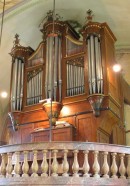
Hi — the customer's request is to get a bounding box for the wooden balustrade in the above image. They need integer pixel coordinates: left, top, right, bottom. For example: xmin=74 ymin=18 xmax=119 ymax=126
xmin=0 ymin=142 xmax=129 ymax=179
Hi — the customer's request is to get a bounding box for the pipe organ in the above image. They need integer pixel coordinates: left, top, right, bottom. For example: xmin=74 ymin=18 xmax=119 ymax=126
xmin=8 ymin=11 xmax=126 ymax=146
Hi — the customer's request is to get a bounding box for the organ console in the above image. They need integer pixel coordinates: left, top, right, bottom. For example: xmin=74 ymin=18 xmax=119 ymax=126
xmin=7 ymin=10 xmax=125 ymax=145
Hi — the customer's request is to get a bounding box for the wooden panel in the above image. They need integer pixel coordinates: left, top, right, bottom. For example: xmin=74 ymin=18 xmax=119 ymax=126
xmin=31 ymin=130 xmax=49 ymax=142
xmin=97 ymin=128 xmax=110 ymax=143
xmin=52 ymin=127 xmax=75 ymax=141
xmin=8 ymin=129 xmax=21 ymax=145
xmin=111 ymin=125 xmax=125 ymax=145
xmin=31 ymin=126 xmax=75 ymax=142
xmin=76 ymin=114 xmax=94 ymax=142
xmin=20 ymin=124 xmax=33 ymax=143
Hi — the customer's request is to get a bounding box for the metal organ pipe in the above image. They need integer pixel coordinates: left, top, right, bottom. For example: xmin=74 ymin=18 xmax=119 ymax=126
xmin=54 ymin=36 xmax=58 ymax=101
xmin=58 ymin=37 xmax=62 ymax=102
xmin=48 ymin=36 xmax=53 ymax=98
xmin=87 ymin=38 xmax=92 ymax=94
xmin=17 ymin=60 xmax=21 ymax=110
xmin=95 ymin=36 xmax=100 ymax=93
xmin=11 ymin=60 xmax=15 ymax=111
xmin=20 ymin=62 xmax=24 ymax=110
xmin=87 ymin=34 xmax=103 ymax=95
xmin=90 ymin=35 xmax=96 ymax=94
xmin=45 ymin=37 xmax=49 ymax=98
xmin=98 ymin=41 xmax=103 ymax=93
xmin=11 ymin=58 xmax=24 ymax=111
xmin=45 ymin=34 xmax=62 ymax=102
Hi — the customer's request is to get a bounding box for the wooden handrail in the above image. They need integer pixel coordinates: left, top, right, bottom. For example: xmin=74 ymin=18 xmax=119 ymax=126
xmin=0 ymin=142 xmax=130 ymax=154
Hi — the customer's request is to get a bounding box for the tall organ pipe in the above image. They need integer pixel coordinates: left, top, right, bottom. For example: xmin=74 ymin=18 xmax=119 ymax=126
xmin=45 ymin=37 xmax=49 ymax=98
xmin=87 ymin=34 xmax=103 ymax=95
xmin=90 ymin=35 xmax=96 ymax=94
xmin=87 ymin=39 xmax=92 ymax=94
xmin=58 ymin=37 xmax=62 ymax=102
xmin=11 ymin=60 xmax=15 ymax=110
xmin=20 ymin=62 xmax=24 ymax=110
xmin=45 ymin=34 xmax=62 ymax=102
xmin=54 ymin=36 xmax=58 ymax=101
xmin=17 ymin=60 xmax=21 ymax=110
xmin=95 ymin=36 xmax=100 ymax=93
xmin=98 ymin=41 xmax=103 ymax=93
xmin=11 ymin=58 xmax=24 ymax=111
xmin=48 ymin=36 xmax=53 ymax=98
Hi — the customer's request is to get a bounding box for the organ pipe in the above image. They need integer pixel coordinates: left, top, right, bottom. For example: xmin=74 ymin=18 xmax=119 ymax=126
xmin=11 ymin=58 xmax=24 ymax=111
xmin=27 ymin=69 xmax=43 ymax=106
xmin=66 ymin=62 xmax=84 ymax=97
xmin=45 ymin=35 xmax=62 ymax=102
xmin=87 ymin=34 xmax=103 ymax=95
xmin=58 ymin=38 xmax=62 ymax=102
xmin=45 ymin=37 xmax=49 ymax=98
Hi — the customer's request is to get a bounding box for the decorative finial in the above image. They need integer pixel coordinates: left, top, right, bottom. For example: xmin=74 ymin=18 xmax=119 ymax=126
xmin=47 ymin=10 xmax=53 ymax=21
xmin=86 ymin=9 xmax=94 ymax=23
xmin=13 ymin=34 xmax=20 ymax=47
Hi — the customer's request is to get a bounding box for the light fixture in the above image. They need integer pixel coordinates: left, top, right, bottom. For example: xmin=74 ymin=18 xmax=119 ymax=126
xmin=1 ymin=91 xmax=8 ymax=98
xmin=112 ymin=64 xmax=121 ymax=72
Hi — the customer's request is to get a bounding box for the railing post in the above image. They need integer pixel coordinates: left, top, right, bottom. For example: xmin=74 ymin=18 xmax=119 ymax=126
xmin=72 ymin=150 xmax=79 ymax=177
xmin=31 ymin=150 xmax=38 ymax=177
xmin=62 ymin=149 xmax=69 ymax=177
xmin=92 ymin=151 xmax=100 ymax=178
xmin=102 ymin=151 xmax=109 ymax=178
xmin=83 ymin=150 xmax=90 ymax=177
xmin=127 ymin=154 xmax=130 ymax=179
xmin=51 ymin=150 xmax=58 ymax=177
xmin=22 ymin=151 xmax=29 ymax=177
xmin=0 ymin=154 xmax=6 ymax=178
xmin=6 ymin=153 xmax=13 ymax=178
xmin=14 ymin=151 xmax=21 ymax=177
xmin=41 ymin=150 xmax=48 ymax=177
xmin=119 ymin=153 xmax=126 ymax=179
xmin=111 ymin=153 xmax=118 ymax=178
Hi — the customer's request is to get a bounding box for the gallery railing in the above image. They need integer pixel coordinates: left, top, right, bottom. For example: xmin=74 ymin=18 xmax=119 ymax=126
xmin=0 ymin=142 xmax=130 ymax=179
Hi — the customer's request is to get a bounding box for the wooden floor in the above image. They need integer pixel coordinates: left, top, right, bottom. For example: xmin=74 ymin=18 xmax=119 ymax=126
xmin=0 ymin=177 xmax=129 ymax=186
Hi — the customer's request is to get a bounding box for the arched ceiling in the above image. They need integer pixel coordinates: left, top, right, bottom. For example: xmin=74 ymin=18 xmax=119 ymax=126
xmin=0 ymin=0 xmax=130 ymax=111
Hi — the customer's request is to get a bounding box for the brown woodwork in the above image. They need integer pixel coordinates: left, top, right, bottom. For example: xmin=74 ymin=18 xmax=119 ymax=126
xmin=7 ymin=14 xmax=127 ymax=147
xmin=31 ymin=126 xmax=76 ymax=142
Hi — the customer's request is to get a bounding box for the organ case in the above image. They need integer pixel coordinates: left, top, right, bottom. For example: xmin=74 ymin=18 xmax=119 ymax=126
xmin=8 ymin=12 xmax=125 ymax=145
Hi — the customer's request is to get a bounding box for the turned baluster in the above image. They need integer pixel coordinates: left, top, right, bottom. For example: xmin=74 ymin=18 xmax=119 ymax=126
xmin=51 ymin=150 xmax=58 ymax=177
xmin=14 ymin=152 xmax=21 ymax=177
xmin=119 ymin=153 xmax=126 ymax=179
xmin=111 ymin=153 xmax=118 ymax=178
xmin=62 ymin=150 xmax=69 ymax=177
xmin=22 ymin=151 xmax=29 ymax=177
xmin=127 ymin=155 xmax=130 ymax=179
xmin=92 ymin=151 xmax=100 ymax=178
xmin=102 ymin=152 xmax=109 ymax=178
xmin=6 ymin=153 xmax=13 ymax=178
xmin=31 ymin=150 xmax=38 ymax=177
xmin=83 ymin=150 xmax=90 ymax=177
xmin=72 ymin=150 xmax=79 ymax=177
xmin=0 ymin=154 xmax=6 ymax=177
xmin=41 ymin=150 xmax=48 ymax=177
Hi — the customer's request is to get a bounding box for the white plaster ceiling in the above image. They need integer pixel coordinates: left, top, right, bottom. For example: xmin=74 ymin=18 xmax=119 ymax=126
xmin=0 ymin=0 xmax=130 ymax=112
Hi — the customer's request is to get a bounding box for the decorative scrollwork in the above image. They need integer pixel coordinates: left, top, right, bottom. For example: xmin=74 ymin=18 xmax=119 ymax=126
xmin=67 ymin=56 xmax=84 ymax=67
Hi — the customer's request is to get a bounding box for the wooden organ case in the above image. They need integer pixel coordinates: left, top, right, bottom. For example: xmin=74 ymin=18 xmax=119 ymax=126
xmin=7 ymin=11 xmax=125 ymax=145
